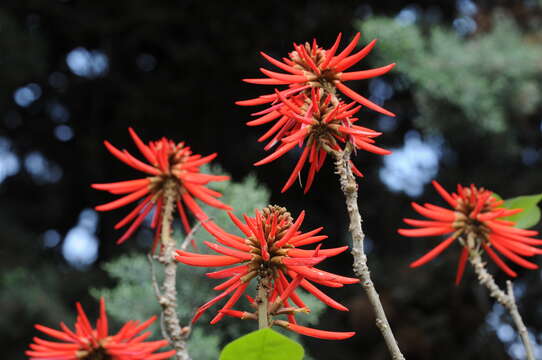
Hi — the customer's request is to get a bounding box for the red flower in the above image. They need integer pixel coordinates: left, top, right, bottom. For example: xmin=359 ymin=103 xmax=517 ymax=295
xmin=92 ymin=128 xmax=232 ymax=250
xmin=236 ymin=33 xmax=394 ymax=192
xmin=26 ymin=298 xmax=175 ymax=360
xmin=399 ymin=181 xmax=542 ymax=284
xmin=175 ymin=205 xmax=357 ymax=340
xmin=237 ymin=32 xmax=395 ymax=117
xmin=253 ymin=88 xmax=390 ymax=193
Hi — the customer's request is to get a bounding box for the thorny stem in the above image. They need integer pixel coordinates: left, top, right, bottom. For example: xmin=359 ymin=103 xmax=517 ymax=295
xmin=153 ymin=179 xmax=191 ymax=360
xmin=331 ymin=144 xmax=405 ymax=360
xmin=257 ymin=276 xmax=270 ymax=329
xmin=468 ymin=241 xmax=535 ymax=360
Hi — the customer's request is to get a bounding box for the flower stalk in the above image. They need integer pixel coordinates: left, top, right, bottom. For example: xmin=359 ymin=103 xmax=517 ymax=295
xmin=155 ymin=179 xmax=191 ymax=360
xmin=332 ymin=144 xmax=405 ymax=360
xmin=257 ymin=276 xmax=270 ymax=329
xmin=467 ymin=233 xmax=535 ymax=360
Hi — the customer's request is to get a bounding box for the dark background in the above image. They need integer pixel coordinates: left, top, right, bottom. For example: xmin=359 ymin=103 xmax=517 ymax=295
xmin=1 ymin=1 xmax=541 ymax=359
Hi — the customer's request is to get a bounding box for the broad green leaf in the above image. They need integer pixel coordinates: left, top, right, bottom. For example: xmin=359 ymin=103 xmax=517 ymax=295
xmin=501 ymin=194 xmax=542 ymax=229
xmin=219 ymin=328 xmax=304 ymax=360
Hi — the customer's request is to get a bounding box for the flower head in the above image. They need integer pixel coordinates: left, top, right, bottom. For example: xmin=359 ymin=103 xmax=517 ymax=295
xmin=399 ymin=180 xmax=542 ymax=284
xmin=92 ymin=128 xmax=231 ymax=249
xmin=175 ymin=205 xmax=357 ymax=339
xmin=26 ymin=297 xmax=175 ymax=360
xmin=237 ymin=33 xmax=394 ymax=192
xmin=237 ymin=32 xmax=395 ymax=116
xmin=253 ymin=88 xmax=390 ymax=193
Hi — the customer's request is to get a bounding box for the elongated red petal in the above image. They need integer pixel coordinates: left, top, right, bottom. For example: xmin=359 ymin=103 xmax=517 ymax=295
xmin=334 ymin=39 xmax=378 ymax=72
xmin=254 ymin=141 xmax=298 ymax=166
xmin=175 ymin=254 xmax=243 ymax=267
xmin=455 ymin=247 xmax=469 ymax=285
xmin=335 ymin=81 xmax=395 ymax=117
xmin=483 ymin=243 xmax=517 ymax=277
xmin=260 ymin=51 xmax=304 ymax=75
xmin=275 ymin=320 xmax=355 ymax=340
xmin=410 ymin=235 xmax=457 ymax=268
xmin=339 ymin=63 xmax=395 ymax=81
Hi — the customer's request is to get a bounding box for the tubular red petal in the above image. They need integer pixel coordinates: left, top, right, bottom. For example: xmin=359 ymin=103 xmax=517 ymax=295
xmin=483 ymin=243 xmax=517 ymax=277
xmin=490 ymin=234 xmax=542 ymax=256
xmin=431 ymin=181 xmax=458 ymax=208
xmin=403 ymin=218 xmax=453 ymax=228
xmin=192 ymin=282 xmax=242 ymax=323
xmin=246 ymin=110 xmax=282 ymax=126
xmin=243 ymin=78 xmax=290 ymax=85
xmin=292 ymin=235 xmax=329 ymax=247
xmin=454 ymin=247 xmax=469 ymax=285
xmin=334 ymin=39 xmax=378 ymax=72
xmin=260 ymin=51 xmax=304 ymax=75
xmin=116 ymin=201 xmax=154 ymax=244
xmin=114 ymin=195 xmax=153 ymax=229
xmin=128 ymin=127 xmax=157 ymax=165
xmin=321 ymin=33 xmax=342 ymax=69
xmin=236 ymin=96 xmax=276 ymax=106
xmin=258 ymin=116 xmax=289 ymax=142
xmin=491 ymin=241 xmax=539 ymax=269
xmin=354 ymin=139 xmax=392 ymax=155
xmin=259 ymin=68 xmax=308 ymax=84
xmin=411 ymin=202 xmax=456 ymax=222
xmin=183 ymin=183 xmax=232 ymax=211
xmin=327 ymin=32 xmax=361 ymax=69
xmin=204 ymin=241 xmax=252 ymax=261
xmin=282 ymin=256 xmax=327 ymax=266
xmin=210 ymin=283 xmax=248 ymax=324
xmin=281 ymin=146 xmax=311 ymax=193
xmin=398 ymin=226 xmax=454 ymax=237
xmin=274 ymin=211 xmax=305 ymax=248
xmin=299 ymin=279 xmax=349 ymax=311
xmin=335 ymin=82 xmax=395 ymax=117
xmin=254 ymin=141 xmax=298 ymax=166
xmin=91 ymin=178 xmax=150 ymax=193
xmin=339 ymin=63 xmax=395 ymax=81
xmin=287 ymin=246 xmax=348 ymax=257
xmin=175 ymin=254 xmax=243 ymax=267
xmin=95 ymin=187 xmax=151 ymax=212
xmin=206 ymin=265 xmax=249 ymax=279
xmin=182 ymin=153 xmax=218 ymax=168
xmin=275 ymin=320 xmax=355 ymax=340
xmin=409 ymin=235 xmax=457 ymax=268
xmin=34 ymin=325 xmax=73 ymax=342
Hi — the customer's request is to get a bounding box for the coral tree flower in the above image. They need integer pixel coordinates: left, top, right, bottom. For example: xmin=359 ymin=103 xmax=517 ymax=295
xmin=26 ymin=297 xmax=175 ymax=360
xmin=92 ymin=128 xmax=231 ymax=249
xmin=399 ymin=181 xmax=542 ymax=284
xmin=237 ymin=33 xmax=394 ymax=192
xmin=175 ymin=205 xmax=357 ymax=340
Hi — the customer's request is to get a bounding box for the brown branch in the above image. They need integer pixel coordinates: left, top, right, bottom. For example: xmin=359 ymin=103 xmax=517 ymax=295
xmin=256 ymin=276 xmax=270 ymax=329
xmin=331 ymin=145 xmax=405 ymax=360
xmin=152 ymin=180 xmax=191 ymax=360
xmin=469 ymin=249 xmax=535 ymax=360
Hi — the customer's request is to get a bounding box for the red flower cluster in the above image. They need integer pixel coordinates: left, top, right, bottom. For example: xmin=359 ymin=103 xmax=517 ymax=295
xmin=92 ymin=128 xmax=231 ymax=249
xmin=26 ymin=298 xmax=175 ymax=360
xmin=399 ymin=181 xmax=542 ymax=284
xmin=237 ymin=33 xmax=395 ymax=192
xmin=176 ymin=205 xmax=357 ymax=340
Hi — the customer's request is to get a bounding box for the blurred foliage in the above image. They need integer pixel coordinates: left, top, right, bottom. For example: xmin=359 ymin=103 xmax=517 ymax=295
xmin=92 ymin=170 xmax=325 ymax=359
xmin=360 ymin=12 xmax=542 ymax=146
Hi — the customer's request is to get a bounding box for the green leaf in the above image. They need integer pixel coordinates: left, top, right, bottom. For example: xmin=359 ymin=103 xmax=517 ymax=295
xmin=219 ymin=328 xmax=304 ymax=360
xmin=501 ymin=194 xmax=542 ymax=229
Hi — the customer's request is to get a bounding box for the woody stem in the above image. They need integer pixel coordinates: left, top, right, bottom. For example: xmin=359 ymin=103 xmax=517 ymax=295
xmin=331 ymin=144 xmax=405 ymax=360
xmin=155 ymin=179 xmax=190 ymax=360
xmin=468 ymin=241 xmax=535 ymax=360
xmin=257 ymin=276 xmax=270 ymax=329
